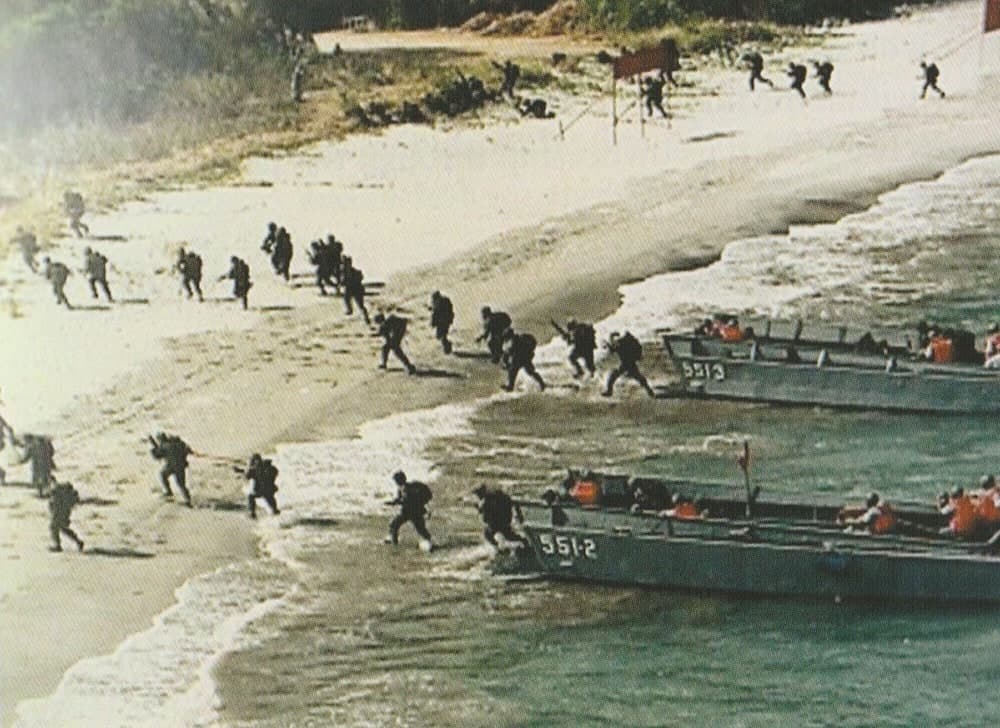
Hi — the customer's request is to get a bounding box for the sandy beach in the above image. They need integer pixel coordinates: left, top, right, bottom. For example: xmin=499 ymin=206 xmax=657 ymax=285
xmin=3 ymin=1 xmax=1000 ymax=724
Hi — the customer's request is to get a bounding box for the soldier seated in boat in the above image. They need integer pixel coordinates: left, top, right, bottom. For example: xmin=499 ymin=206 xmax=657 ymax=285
xmin=984 ymin=324 xmax=1000 ymax=368
xmin=974 ymin=475 xmax=1000 ymax=529
xmin=658 ymin=494 xmax=706 ymax=520
xmin=939 ymin=487 xmax=978 ymax=538
xmin=922 ymin=328 xmax=955 ymax=364
xmin=629 ymin=478 xmax=672 ymax=513
xmin=855 ymin=332 xmax=890 ymax=356
xmin=840 ymin=492 xmax=896 ymax=535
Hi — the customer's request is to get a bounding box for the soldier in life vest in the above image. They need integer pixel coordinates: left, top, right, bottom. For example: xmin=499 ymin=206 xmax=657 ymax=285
xmin=922 ymin=328 xmax=954 ymax=364
xmin=18 ymin=434 xmax=56 ymax=497
xmin=974 ymin=475 xmax=1000 ymax=529
xmin=919 ymin=61 xmax=945 ymax=99
xmin=939 ymin=487 xmax=977 ymax=538
xmin=64 ymin=190 xmax=90 ymax=238
xmin=341 ymin=256 xmax=370 ymax=325
xmin=148 ymin=432 xmax=194 ymax=507
xmin=743 ymin=50 xmax=773 ymax=91
xmin=429 ymin=291 xmax=455 ymax=354
xmin=477 ymin=306 xmax=512 ymax=364
xmin=984 ymin=324 xmax=1000 ymax=368
xmin=787 ymin=62 xmax=807 ymax=99
xmin=842 ymin=492 xmax=897 ymax=535
xmin=473 ymin=484 xmax=525 ymax=549
xmin=219 ymin=256 xmax=252 ymax=310
xmin=176 ymin=247 xmax=204 ymax=302
xmin=83 ymin=246 xmax=113 ymax=302
xmin=48 ymin=481 xmax=84 ymax=552
xmin=500 ymin=329 xmax=545 ymax=392
xmin=603 ymin=331 xmax=655 ymax=398
xmin=374 ymin=312 xmax=417 ymax=375
xmin=813 ymin=60 xmax=834 ymax=95
xmin=43 ymin=257 xmax=72 ymax=308
xmin=236 ymin=453 xmax=281 ymax=519
xmin=384 ymin=470 xmax=433 ymax=550
xmin=658 ymin=493 xmax=705 ymax=520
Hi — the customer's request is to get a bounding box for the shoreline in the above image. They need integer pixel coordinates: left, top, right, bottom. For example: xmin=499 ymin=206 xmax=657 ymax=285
xmin=4 ymin=1 xmax=1000 ymax=722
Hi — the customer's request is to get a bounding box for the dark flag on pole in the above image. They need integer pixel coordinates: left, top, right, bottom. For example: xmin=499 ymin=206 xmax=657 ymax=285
xmin=986 ymin=0 xmax=1000 ymax=33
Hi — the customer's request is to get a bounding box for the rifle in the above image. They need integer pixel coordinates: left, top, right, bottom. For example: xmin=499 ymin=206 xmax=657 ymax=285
xmin=550 ymin=319 xmax=570 ymax=342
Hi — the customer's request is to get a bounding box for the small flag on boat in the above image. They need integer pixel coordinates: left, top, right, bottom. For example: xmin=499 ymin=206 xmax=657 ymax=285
xmin=986 ymin=0 xmax=1000 ymax=33
xmin=737 ymin=441 xmax=751 ymax=472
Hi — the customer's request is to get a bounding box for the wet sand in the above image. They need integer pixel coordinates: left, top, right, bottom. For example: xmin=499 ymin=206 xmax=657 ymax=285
xmin=3 ymin=1 xmax=1000 ymax=721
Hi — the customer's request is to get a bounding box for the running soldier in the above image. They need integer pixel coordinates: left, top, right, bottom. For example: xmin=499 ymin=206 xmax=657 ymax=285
xmin=492 ymin=59 xmax=520 ymax=98
xmin=501 ymin=330 xmax=545 ymax=392
xmin=261 ymin=222 xmax=278 ymax=253
xmin=374 ymin=313 xmax=417 ymax=374
xmin=743 ymin=51 xmax=773 ymax=91
xmin=813 ymin=60 xmax=834 ymax=95
xmin=430 ymin=291 xmax=454 ymax=354
xmin=219 ymin=256 xmax=252 ymax=310
xmin=603 ymin=331 xmax=655 ymax=398
xmin=176 ymin=247 xmax=204 ymax=301
xmin=326 ymin=234 xmax=344 ymax=289
xmin=307 ymin=240 xmax=336 ymax=295
xmin=787 ymin=62 xmax=807 ymax=99
xmin=641 ymin=73 xmax=669 ymax=118
xmin=12 ymin=227 xmax=40 ymax=272
xmin=272 ymin=227 xmax=293 ymax=281
xmin=473 ymin=484 xmax=525 ymax=549
xmin=19 ymin=434 xmax=56 ymax=497
xmin=477 ymin=306 xmax=512 ymax=364
xmin=920 ymin=61 xmax=946 ymax=99
xmin=385 ymin=470 xmax=433 ymax=550
xmin=43 ymin=257 xmax=72 ymax=308
xmin=553 ymin=319 xmax=596 ymax=377
xmin=48 ymin=481 xmax=84 ymax=552
xmin=148 ymin=432 xmax=193 ymax=507
xmin=64 ymin=190 xmax=90 ymax=238
xmin=237 ymin=453 xmax=281 ymax=519
xmin=341 ymin=256 xmax=370 ymax=324
xmin=83 ymin=247 xmax=113 ymax=302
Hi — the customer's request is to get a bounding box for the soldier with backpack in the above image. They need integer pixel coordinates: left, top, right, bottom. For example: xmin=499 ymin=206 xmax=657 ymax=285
xmin=176 ymin=247 xmax=204 ymax=301
xmin=603 ymin=330 xmax=655 ymax=398
xmin=149 ymin=432 xmax=194 ymax=507
xmin=48 ymin=481 xmax=84 ymax=552
xmin=500 ymin=330 xmax=545 ymax=392
xmin=236 ymin=453 xmax=281 ymax=519
xmin=374 ymin=312 xmax=417 ymax=375
xmin=83 ymin=246 xmax=113 ymax=302
xmin=219 ymin=256 xmax=252 ymax=310
xmin=385 ymin=470 xmax=433 ymax=550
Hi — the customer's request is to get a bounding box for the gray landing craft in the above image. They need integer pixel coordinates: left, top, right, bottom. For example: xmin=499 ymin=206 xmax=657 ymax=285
xmin=661 ymin=319 xmax=1000 ymax=414
xmin=499 ymin=471 xmax=1000 ymax=604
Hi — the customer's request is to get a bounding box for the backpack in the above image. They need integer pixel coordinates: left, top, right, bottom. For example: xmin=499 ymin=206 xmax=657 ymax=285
xmin=408 ymin=481 xmax=432 ymax=507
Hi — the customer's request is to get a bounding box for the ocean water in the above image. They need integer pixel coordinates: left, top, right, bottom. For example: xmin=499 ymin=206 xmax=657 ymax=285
xmin=16 ymin=154 xmax=1000 ymax=727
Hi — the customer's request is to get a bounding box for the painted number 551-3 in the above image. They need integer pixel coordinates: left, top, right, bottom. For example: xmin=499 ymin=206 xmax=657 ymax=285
xmin=681 ymin=360 xmax=726 ymax=381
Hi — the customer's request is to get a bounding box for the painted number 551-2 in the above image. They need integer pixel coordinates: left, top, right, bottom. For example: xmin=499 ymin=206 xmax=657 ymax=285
xmin=538 ymin=533 xmax=597 ymax=560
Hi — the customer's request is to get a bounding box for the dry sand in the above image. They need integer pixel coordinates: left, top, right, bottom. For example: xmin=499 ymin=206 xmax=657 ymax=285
xmin=2 ymin=1 xmax=1000 ymax=722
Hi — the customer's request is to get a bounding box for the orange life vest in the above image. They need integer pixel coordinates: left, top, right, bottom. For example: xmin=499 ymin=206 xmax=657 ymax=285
xmin=870 ymin=504 xmax=897 ymax=535
xmin=718 ymin=324 xmax=743 ymax=343
xmin=930 ymin=336 xmax=954 ymax=364
xmin=950 ymin=495 xmax=978 ymax=536
xmin=570 ymin=480 xmax=600 ymax=506
xmin=976 ymin=493 xmax=1000 ymax=525
xmin=672 ymin=501 xmax=701 ymax=519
